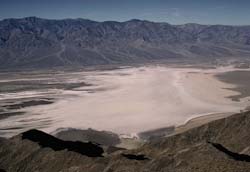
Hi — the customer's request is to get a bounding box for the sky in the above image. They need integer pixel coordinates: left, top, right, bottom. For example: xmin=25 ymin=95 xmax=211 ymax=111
xmin=0 ymin=0 xmax=250 ymax=25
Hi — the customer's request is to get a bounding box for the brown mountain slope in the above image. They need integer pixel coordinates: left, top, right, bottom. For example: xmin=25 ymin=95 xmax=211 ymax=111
xmin=1 ymin=111 xmax=250 ymax=172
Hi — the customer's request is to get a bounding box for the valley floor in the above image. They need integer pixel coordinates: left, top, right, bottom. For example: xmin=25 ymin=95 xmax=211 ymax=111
xmin=0 ymin=65 xmax=250 ymax=139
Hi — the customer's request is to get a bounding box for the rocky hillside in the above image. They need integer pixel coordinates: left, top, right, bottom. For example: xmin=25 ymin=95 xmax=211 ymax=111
xmin=1 ymin=111 xmax=250 ymax=172
xmin=1 ymin=17 xmax=250 ymax=69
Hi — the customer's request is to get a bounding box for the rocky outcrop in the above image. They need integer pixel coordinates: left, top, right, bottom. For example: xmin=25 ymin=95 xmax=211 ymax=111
xmin=1 ymin=111 xmax=250 ymax=171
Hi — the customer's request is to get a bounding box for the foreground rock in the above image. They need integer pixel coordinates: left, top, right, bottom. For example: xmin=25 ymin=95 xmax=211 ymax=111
xmin=1 ymin=111 xmax=250 ymax=171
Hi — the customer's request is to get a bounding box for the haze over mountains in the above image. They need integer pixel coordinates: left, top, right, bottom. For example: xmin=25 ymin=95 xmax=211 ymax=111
xmin=1 ymin=17 xmax=250 ymax=69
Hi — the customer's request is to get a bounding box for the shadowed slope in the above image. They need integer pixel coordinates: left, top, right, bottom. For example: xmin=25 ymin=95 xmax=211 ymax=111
xmin=209 ymin=142 xmax=250 ymax=162
xmin=22 ymin=129 xmax=104 ymax=157
xmin=122 ymin=153 xmax=149 ymax=161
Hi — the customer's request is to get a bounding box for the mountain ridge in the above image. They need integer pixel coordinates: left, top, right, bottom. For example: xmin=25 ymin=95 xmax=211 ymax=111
xmin=2 ymin=16 xmax=250 ymax=26
xmin=1 ymin=111 xmax=250 ymax=171
xmin=1 ymin=17 xmax=250 ymax=69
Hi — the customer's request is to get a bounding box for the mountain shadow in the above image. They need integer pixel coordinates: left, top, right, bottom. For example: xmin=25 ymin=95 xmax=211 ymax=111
xmin=122 ymin=153 xmax=149 ymax=161
xmin=22 ymin=129 xmax=104 ymax=157
xmin=208 ymin=141 xmax=250 ymax=162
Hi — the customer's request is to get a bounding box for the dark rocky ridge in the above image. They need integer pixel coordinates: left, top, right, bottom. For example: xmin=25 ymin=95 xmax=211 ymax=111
xmin=1 ymin=17 xmax=250 ymax=69
xmin=1 ymin=111 xmax=250 ymax=171
xmin=208 ymin=141 xmax=250 ymax=162
xmin=22 ymin=129 xmax=104 ymax=157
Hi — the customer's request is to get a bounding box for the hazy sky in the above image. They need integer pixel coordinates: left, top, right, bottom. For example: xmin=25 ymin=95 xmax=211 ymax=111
xmin=0 ymin=0 xmax=249 ymax=25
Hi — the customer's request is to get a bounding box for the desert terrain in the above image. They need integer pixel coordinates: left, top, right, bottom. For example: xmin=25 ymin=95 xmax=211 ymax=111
xmin=0 ymin=65 xmax=250 ymax=139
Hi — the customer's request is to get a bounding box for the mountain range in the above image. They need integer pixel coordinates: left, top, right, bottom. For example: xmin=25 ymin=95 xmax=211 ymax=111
xmin=1 ymin=17 xmax=250 ymax=69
